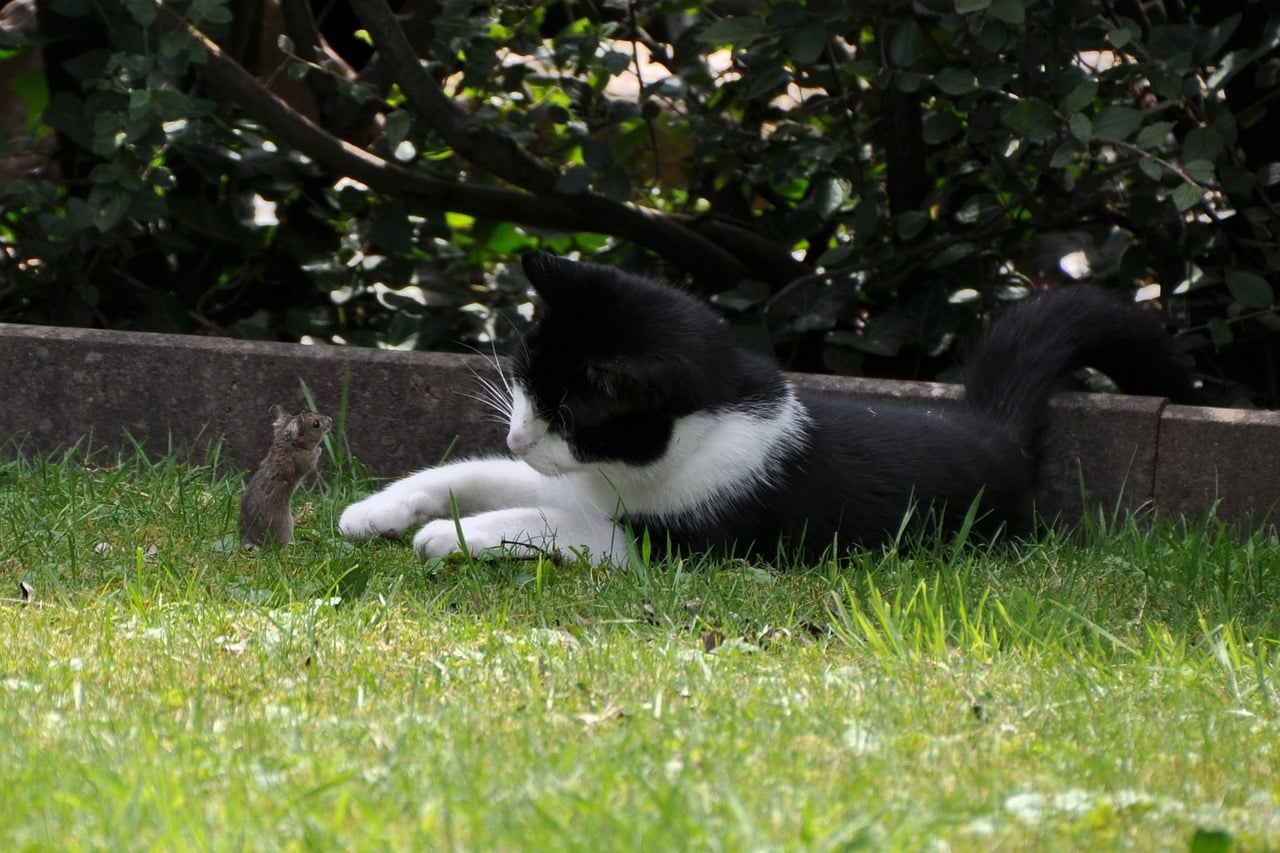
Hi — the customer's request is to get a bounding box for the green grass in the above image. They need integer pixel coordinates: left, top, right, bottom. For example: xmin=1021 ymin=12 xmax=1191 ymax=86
xmin=2 ymin=446 xmax=1278 ymax=850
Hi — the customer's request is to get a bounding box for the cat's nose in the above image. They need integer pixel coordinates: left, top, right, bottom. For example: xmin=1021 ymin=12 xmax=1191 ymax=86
xmin=507 ymin=431 xmax=534 ymax=457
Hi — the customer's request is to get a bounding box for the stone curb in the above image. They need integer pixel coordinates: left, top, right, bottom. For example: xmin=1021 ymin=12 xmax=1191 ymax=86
xmin=2 ymin=323 xmax=1277 ymax=529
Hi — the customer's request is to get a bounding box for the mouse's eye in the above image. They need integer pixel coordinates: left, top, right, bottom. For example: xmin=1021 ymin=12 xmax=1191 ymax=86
xmin=312 ymin=419 xmax=321 ymax=428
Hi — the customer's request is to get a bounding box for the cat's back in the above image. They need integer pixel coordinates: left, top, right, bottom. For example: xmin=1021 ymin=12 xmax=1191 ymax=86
xmin=777 ymin=389 xmax=1033 ymax=546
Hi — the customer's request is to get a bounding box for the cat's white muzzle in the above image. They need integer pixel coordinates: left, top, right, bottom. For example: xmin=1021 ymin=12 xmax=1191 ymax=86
xmin=506 ymin=385 xmax=579 ymax=475
xmin=506 ymin=386 xmax=546 ymax=456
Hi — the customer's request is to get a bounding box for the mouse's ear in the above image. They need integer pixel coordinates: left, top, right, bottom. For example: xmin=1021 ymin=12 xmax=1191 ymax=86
xmin=284 ymin=418 xmax=301 ymax=442
xmin=269 ymin=403 xmax=286 ymax=421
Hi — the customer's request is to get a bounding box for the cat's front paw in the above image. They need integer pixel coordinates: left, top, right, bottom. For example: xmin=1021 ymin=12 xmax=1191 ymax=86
xmin=412 ymin=516 xmax=542 ymax=560
xmin=339 ymin=494 xmax=419 ymax=540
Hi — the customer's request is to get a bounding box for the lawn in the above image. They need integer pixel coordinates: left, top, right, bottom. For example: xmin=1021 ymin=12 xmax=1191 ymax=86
xmin=1 ymin=446 xmax=1277 ymax=849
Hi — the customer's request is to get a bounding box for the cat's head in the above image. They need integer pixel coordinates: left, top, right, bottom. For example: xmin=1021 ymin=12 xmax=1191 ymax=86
xmin=505 ymin=252 xmax=760 ymax=475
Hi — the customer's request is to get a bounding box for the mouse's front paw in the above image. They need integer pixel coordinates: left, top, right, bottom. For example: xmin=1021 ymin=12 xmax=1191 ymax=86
xmin=339 ymin=494 xmax=418 ymax=540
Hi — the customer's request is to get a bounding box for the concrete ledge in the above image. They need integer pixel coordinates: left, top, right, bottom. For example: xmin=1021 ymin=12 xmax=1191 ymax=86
xmin=2 ymin=322 xmax=1277 ymax=529
xmin=1154 ymin=405 xmax=1280 ymax=525
xmin=0 ymin=323 xmax=506 ymax=476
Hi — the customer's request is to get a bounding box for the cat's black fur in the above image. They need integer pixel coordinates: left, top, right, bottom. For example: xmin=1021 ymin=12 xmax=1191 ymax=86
xmin=516 ymin=252 xmax=1197 ymax=559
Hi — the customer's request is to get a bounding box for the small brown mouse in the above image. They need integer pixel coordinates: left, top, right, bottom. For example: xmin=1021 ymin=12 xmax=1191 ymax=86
xmin=239 ymin=404 xmax=333 ymax=549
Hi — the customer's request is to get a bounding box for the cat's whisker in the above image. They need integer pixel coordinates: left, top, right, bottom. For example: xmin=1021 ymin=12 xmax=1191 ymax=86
xmin=490 ymin=343 xmax=516 ymax=398
xmin=459 ymin=389 xmax=513 ymax=422
xmin=555 ymin=390 xmax=575 ymax=433
xmin=462 ymin=364 xmax=515 ymax=422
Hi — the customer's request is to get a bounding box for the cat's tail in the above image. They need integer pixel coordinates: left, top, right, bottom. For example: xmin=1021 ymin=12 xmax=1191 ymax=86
xmin=964 ymin=286 xmax=1197 ymax=450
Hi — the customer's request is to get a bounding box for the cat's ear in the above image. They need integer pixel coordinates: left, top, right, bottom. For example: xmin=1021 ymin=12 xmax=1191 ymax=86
xmin=521 ymin=252 xmax=577 ymax=302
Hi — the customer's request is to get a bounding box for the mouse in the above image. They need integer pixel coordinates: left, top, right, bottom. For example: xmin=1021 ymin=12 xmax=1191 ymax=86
xmin=239 ymin=403 xmax=333 ymax=549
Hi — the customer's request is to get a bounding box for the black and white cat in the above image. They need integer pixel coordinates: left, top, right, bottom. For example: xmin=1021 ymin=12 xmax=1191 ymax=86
xmin=339 ymin=252 xmax=1196 ymax=563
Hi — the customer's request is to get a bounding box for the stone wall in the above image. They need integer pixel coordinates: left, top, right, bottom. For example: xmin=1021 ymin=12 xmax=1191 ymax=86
xmin=2 ymin=322 xmax=1277 ymax=529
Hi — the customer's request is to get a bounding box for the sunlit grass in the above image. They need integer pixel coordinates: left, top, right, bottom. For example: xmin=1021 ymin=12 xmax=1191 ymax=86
xmin=1 ymin=447 xmax=1278 ymax=849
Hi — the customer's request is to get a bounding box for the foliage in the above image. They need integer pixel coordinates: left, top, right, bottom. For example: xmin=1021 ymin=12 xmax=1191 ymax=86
xmin=1 ymin=446 xmax=1280 ymax=847
xmin=1 ymin=0 xmax=1278 ymax=404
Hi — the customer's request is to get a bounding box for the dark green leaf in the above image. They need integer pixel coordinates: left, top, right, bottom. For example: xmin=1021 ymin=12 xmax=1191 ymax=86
xmin=889 ymin=20 xmax=924 ymax=67
xmin=159 ymin=31 xmax=193 ymax=61
xmin=48 ymin=0 xmax=91 ymax=13
xmin=923 ymin=241 xmax=977 ymax=269
xmin=893 ymin=71 xmax=925 ymax=93
xmin=1092 ymin=106 xmax=1144 ymax=142
xmin=202 ymin=4 xmax=232 ymax=24
xmin=1050 ymin=140 xmax=1082 ymax=168
xmin=790 ymin=24 xmax=828 ymax=65
xmin=1134 ymin=121 xmax=1173 ymax=149
xmin=1002 ymin=97 xmax=1056 ymax=143
xmin=1219 ymin=164 xmax=1256 ymax=194
xmin=977 ymin=21 xmax=1009 ymax=53
xmin=581 ymin=139 xmax=613 ymax=173
xmin=817 ymin=245 xmax=853 ymax=266
xmin=1068 ymin=113 xmax=1092 ymax=143
xmin=955 ymin=0 xmax=991 ymax=13
xmin=934 ymin=67 xmax=979 ymax=95
xmin=1225 ymin=270 xmax=1274 ymax=309
xmin=699 ymin=17 xmax=767 ymax=45
xmin=1182 ymin=159 xmax=1215 ymax=183
xmin=810 ymin=176 xmax=847 ymax=219
xmin=1171 ymin=183 xmax=1202 ymax=211
xmin=1208 ymin=317 xmax=1234 ymax=347
xmin=92 ymin=190 xmax=132 ymax=232
xmin=1149 ymin=68 xmax=1184 ymax=100
xmin=123 ymin=0 xmax=156 ymax=26
xmin=601 ymin=50 xmax=631 ymax=76
xmin=1199 ymin=14 xmax=1242 ymax=62
xmin=1060 ymin=79 xmax=1097 ymax=113
xmin=748 ymin=65 xmax=792 ymax=98
xmin=976 ymin=66 xmax=1015 ymax=89
xmin=383 ymin=111 xmax=411 ymax=147
xmin=148 ymin=166 xmax=176 ymax=190
xmin=1107 ymin=18 xmax=1140 ymax=49
xmin=852 ymin=199 xmax=879 ymax=245
xmin=1182 ymin=127 xmax=1224 ymax=163
xmin=370 ymin=206 xmax=413 ymax=254
xmin=600 ymin=168 xmax=631 ymax=203
xmin=555 ymin=166 xmax=591 ymax=194
xmin=991 ymin=0 xmax=1025 ymax=25
xmin=897 ymin=210 xmax=929 ymax=240
xmin=923 ymin=111 xmax=963 ymax=144
xmin=1207 ymin=49 xmax=1245 ymax=92
xmin=1138 ymin=156 xmax=1163 ymax=181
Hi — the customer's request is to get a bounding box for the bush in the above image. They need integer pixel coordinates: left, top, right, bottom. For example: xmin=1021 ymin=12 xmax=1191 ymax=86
xmin=2 ymin=0 xmax=1277 ymax=405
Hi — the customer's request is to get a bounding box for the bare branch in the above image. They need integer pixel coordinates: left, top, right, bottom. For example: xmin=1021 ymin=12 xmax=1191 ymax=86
xmin=157 ymin=3 xmax=803 ymax=288
xmin=348 ymin=0 xmax=563 ymax=193
xmin=345 ymin=0 xmax=774 ymax=286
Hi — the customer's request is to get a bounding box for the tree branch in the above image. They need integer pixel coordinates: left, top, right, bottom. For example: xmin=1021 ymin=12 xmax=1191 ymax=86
xmin=348 ymin=0 xmax=563 ymax=194
xmin=153 ymin=4 xmax=776 ymax=288
xmin=344 ymin=0 xmax=779 ymax=287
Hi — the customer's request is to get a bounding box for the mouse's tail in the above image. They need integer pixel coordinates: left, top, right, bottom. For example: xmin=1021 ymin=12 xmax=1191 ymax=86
xmin=964 ymin=286 xmax=1197 ymax=452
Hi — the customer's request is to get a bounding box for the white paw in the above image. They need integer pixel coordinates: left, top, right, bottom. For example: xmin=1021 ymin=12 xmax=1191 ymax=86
xmin=412 ymin=515 xmax=545 ymax=560
xmin=339 ymin=493 xmax=420 ymax=540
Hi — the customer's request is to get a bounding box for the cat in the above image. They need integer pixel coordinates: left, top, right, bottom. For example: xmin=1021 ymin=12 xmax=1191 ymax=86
xmin=339 ymin=251 xmax=1197 ymax=564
